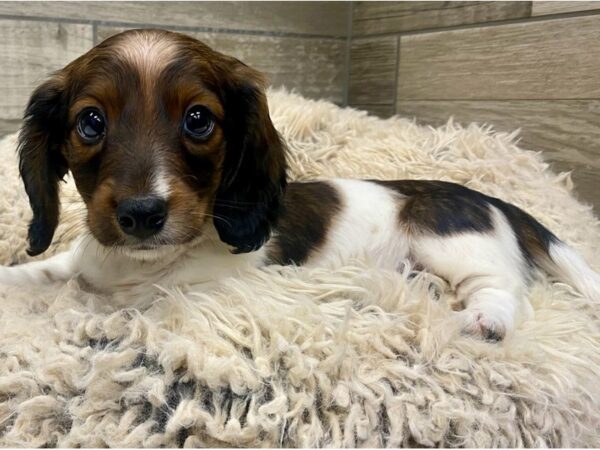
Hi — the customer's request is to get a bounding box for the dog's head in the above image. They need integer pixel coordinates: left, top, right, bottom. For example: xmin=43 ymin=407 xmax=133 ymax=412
xmin=18 ymin=29 xmax=287 ymax=257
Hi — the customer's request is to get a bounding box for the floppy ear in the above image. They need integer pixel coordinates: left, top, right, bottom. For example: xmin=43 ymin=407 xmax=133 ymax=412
xmin=17 ymin=77 xmax=69 ymax=256
xmin=213 ymin=63 xmax=287 ymax=253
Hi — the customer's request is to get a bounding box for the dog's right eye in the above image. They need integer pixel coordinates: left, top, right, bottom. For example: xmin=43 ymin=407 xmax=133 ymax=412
xmin=77 ymin=108 xmax=106 ymax=143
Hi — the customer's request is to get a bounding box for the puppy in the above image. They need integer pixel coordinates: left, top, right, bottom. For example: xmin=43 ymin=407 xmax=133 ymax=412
xmin=1 ymin=29 xmax=598 ymax=341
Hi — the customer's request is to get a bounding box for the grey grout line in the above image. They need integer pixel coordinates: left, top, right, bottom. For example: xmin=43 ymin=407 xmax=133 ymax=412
xmin=0 ymin=13 xmax=347 ymax=40
xmin=347 ymin=103 xmax=395 ymax=107
xmin=342 ymin=1 xmax=353 ymax=107
xmin=392 ymin=35 xmax=400 ymax=115
xmin=92 ymin=21 xmax=98 ymax=46
xmin=526 ymin=1 xmax=534 ymax=21
xmin=351 ymin=7 xmax=600 ymax=40
xmin=0 ymin=13 xmax=95 ymax=25
xmin=397 ymin=99 xmax=600 ymax=102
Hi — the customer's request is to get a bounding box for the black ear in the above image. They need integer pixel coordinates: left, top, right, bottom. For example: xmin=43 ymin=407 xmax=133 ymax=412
xmin=17 ymin=78 xmax=69 ymax=256
xmin=213 ymin=66 xmax=287 ymax=253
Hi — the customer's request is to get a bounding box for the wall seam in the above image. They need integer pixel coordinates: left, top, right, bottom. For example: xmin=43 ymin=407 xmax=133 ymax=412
xmin=342 ymin=1 xmax=353 ymax=107
xmin=393 ymin=34 xmax=400 ymax=115
xmin=351 ymin=7 xmax=600 ymax=39
xmin=92 ymin=21 xmax=98 ymax=45
xmin=0 ymin=13 xmax=347 ymax=40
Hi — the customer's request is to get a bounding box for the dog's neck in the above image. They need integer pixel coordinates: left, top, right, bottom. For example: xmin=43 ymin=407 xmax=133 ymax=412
xmin=72 ymin=226 xmax=268 ymax=296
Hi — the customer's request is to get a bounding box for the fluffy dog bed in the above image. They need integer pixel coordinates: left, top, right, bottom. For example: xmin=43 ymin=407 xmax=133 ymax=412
xmin=0 ymin=90 xmax=599 ymax=447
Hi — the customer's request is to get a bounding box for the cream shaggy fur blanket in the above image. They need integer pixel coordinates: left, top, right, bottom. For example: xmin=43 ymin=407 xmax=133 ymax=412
xmin=0 ymin=90 xmax=599 ymax=448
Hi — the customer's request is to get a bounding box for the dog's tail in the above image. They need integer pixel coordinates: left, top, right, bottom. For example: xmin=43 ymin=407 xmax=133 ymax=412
xmin=539 ymin=241 xmax=600 ymax=302
xmin=492 ymin=198 xmax=600 ymax=301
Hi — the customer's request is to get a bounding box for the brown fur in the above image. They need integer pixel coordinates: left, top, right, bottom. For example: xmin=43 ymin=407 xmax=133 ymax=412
xmin=17 ymin=29 xmax=287 ymax=255
xmin=268 ymin=181 xmax=342 ymax=265
xmin=373 ymin=180 xmax=557 ymax=267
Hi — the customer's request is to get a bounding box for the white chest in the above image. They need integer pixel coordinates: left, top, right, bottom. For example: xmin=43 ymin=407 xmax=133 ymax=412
xmin=74 ymin=235 xmax=267 ymax=294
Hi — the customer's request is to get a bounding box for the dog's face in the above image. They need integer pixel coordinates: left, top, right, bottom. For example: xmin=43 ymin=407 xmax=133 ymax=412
xmin=18 ymin=29 xmax=286 ymax=257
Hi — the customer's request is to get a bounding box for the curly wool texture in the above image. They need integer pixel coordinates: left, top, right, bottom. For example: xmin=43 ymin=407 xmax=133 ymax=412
xmin=1 ymin=89 xmax=600 ymax=447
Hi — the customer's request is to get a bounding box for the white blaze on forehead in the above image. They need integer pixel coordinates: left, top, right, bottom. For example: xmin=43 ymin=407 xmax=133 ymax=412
xmin=115 ymin=31 xmax=178 ymax=81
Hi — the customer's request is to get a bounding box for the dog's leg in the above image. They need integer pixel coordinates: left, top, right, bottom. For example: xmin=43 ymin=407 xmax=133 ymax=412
xmin=410 ymin=213 xmax=529 ymax=341
xmin=0 ymin=250 xmax=77 ymax=285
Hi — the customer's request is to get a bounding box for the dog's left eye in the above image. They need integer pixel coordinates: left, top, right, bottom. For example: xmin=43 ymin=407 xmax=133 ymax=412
xmin=183 ymin=105 xmax=215 ymax=140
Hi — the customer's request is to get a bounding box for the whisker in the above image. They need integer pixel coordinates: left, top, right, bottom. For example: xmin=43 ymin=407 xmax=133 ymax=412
xmin=70 ymin=234 xmax=95 ymax=260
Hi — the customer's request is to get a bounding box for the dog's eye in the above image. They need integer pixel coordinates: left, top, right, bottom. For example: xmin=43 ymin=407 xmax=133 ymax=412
xmin=183 ymin=105 xmax=214 ymax=140
xmin=77 ymin=108 xmax=106 ymax=143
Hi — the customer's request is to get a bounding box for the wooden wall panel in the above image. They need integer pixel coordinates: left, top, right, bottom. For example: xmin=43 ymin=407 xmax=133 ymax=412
xmin=0 ymin=119 xmax=20 ymax=135
xmin=0 ymin=20 xmax=93 ymax=120
xmin=396 ymin=99 xmax=600 ymax=209
xmin=0 ymin=2 xmax=349 ymax=37
xmin=353 ymin=1 xmax=531 ymax=36
xmin=97 ymin=27 xmax=346 ymax=104
xmin=532 ymin=1 xmax=600 ymax=16
xmin=348 ymin=37 xmax=398 ymax=106
xmin=397 ymin=15 xmax=600 ymax=101
xmin=350 ymin=104 xmax=396 ymax=118
xmin=194 ymin=33 xmax=346 ymax=104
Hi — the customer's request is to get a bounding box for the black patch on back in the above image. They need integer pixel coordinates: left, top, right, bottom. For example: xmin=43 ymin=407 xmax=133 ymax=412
xmin=268 ymin=181 xmax=342 ymax=265
xmin=373 ymin=179 xmax=558 ymax=266
xmin=373 ymin=180 xmax=494 ymax=235
xmin=486 ymin=196 xmax=558 ymax=266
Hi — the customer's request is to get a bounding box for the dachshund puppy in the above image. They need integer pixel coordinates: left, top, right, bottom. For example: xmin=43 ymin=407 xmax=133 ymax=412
xmin=1 ymin=29 xmax=598 ymax=341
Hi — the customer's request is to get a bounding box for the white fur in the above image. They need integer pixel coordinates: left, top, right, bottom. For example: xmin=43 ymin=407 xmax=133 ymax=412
xmin=3 ymin=179 xmax=595 ymax=339
xmin=116 ymin=30 xmax=178 ymax=81
xmin=410 ymin=207 xmax=532 ymax=337
xmin=298 ymin=179 xmax=410 ymax=269
xmin=547 ymin=242 xmax=600 ymax=302
xmin=2 ymin=90 xmax=600 ymax=446
xmin=45 ymin=229 xmax=266 ymax=297
xmin=152 ymin=167 xmax=171 ymax=200
xmin=0 ymin=250 xmax=75 ymax=285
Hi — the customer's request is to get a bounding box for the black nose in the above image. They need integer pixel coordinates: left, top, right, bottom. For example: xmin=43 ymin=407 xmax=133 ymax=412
xmin=116 ymin=197 xmax=168 ymax=239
